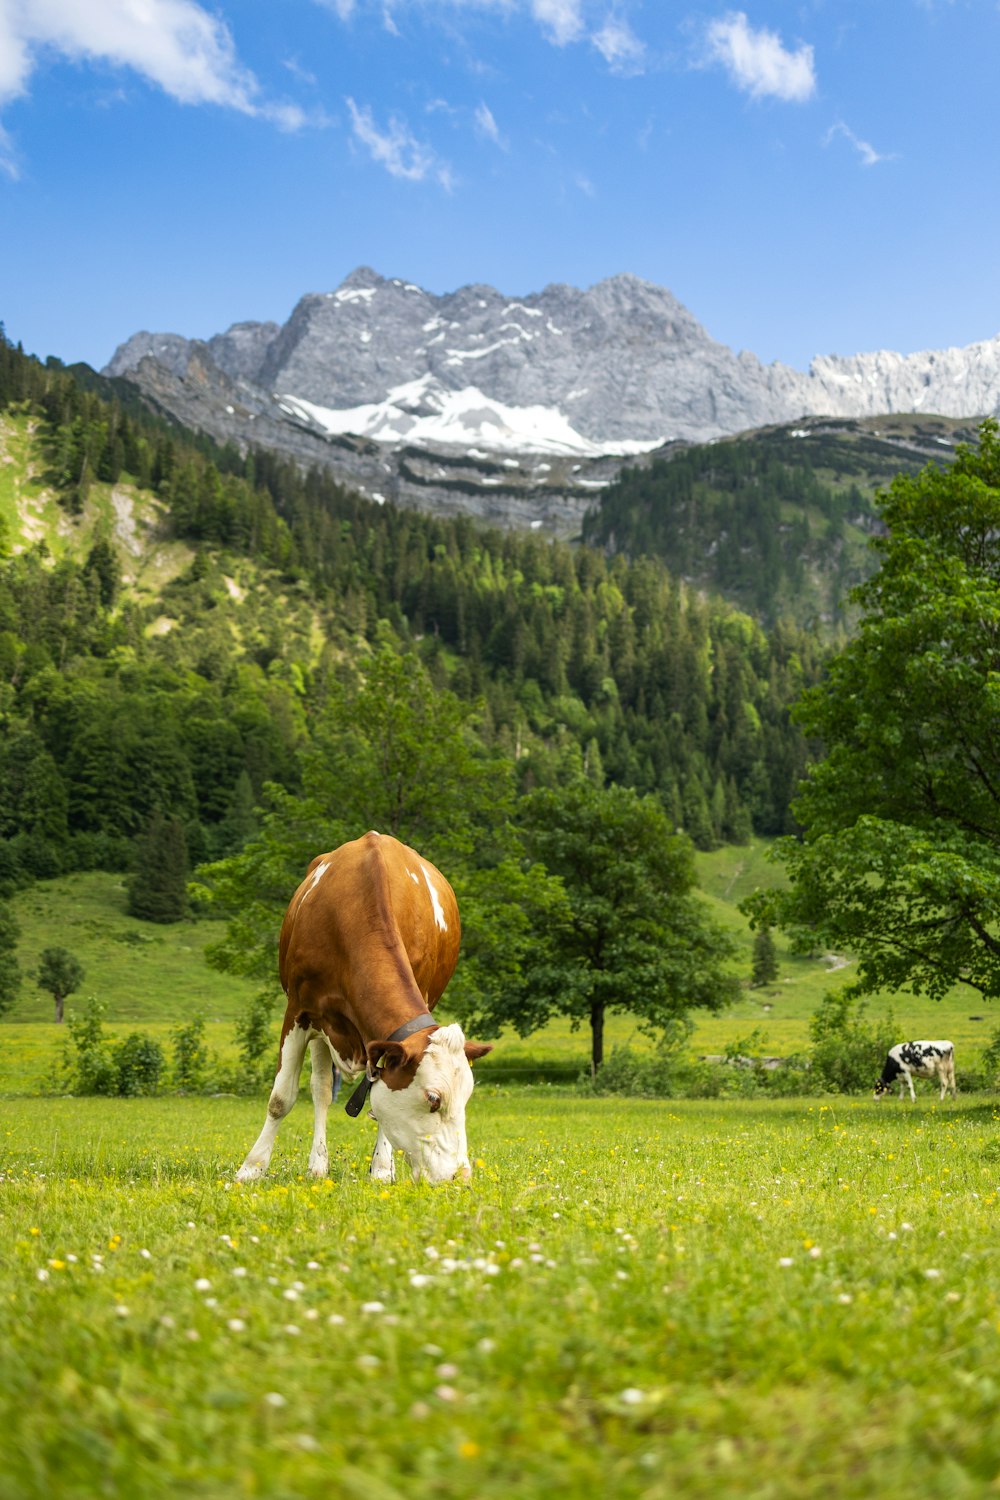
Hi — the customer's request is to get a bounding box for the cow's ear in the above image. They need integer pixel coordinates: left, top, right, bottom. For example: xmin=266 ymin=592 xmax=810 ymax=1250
xmin=367 ymin=1040 xmax=407 ymax=1071
xmin=464 ymin=1041 xmax=493 ymax=1063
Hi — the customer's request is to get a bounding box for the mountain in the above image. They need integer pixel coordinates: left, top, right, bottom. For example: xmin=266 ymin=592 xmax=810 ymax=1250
xmin=103 ymin=267 xmax=1000 ymax=535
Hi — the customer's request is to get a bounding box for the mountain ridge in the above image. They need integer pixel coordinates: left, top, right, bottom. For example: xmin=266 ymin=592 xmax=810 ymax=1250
xmin=104 ymin=266 xmax=1000 ymax=449
xmin=101 ymin=267 xmax=1000 ymax=536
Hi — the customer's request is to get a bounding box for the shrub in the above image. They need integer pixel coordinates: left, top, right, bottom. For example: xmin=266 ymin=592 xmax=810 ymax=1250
xmin=171 ymin=1013 xmax=210 ymax=1092
xmin=232 ymin=989 xmax=279 ymax=1093
xmin=809 ymin=988 xmax=898 ymax=1094
xmin=114 ymin=1033 xmax=165 ymax=1096
xmin=591 ymin=1019 xmax=693 ymax=1098
xmin=64 ymin=997 xmax=165 ymax=1096
xmin=64 ymin=997 xmax=116 ymax=1095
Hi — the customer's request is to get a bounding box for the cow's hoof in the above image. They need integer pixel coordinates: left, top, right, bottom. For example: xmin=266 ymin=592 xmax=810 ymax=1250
xmin=235 ymin=1162 xmax=265 ymax=1183
xmin=308 ymin=1157 xmax=329 ymax=1179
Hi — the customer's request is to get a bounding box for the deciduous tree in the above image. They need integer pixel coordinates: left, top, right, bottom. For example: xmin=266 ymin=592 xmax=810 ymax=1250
xmin=36 ymin=945 xmax=84 ymax=1023
xmin=745 ymin=420 xmax=1000 ymax=1001
xmin=457 ymin=780 xmax=738 ymax=1077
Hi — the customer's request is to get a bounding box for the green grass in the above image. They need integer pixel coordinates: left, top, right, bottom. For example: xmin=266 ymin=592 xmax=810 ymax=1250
xmin=3 ymin=1091 xmax=1000 ymax=1498
xmin=6 ymin=851 xmax=999 ymax=1092
xmin=9 ymin=872 xmax=258 ymax=1025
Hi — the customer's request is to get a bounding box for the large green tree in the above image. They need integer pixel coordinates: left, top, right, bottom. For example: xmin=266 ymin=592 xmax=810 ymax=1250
xmin=193 ymin=642 xmax=515 ymax=985
xmin=746 ymin=420 xmax=1000 ymax=1001
xmin=457 ymin=780 xmax=738 ymax=1076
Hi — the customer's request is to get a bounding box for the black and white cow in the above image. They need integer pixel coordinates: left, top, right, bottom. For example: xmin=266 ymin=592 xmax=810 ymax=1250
xmin=874 ymin=1041 xmax=957 ymax=1102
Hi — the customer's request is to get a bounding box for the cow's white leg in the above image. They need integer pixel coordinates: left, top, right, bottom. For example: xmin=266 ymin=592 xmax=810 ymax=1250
xmin=369 ymin=1125 xmax=396 ymax=1184
xmin=905 ymin=1070 xmax=916 ymax=1102
xmin=236 ymin=1025 xmax=310 ymax=1182
xmin=308 ymin=1037 xmax=334 ymax=1178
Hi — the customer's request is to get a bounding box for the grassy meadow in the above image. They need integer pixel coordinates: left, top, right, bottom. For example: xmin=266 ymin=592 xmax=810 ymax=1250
xmin=6 ymin=847 xmax=999 ymax=1094
xmin=5 ymin=845 xmax=1000 ymax=1496
xmin=4 ymin=1091 xmax=1000 ymax=1498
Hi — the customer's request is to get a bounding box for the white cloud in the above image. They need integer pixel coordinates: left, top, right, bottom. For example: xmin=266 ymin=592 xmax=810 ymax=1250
xmin=474 ymin=100 xmax=505 ymax=146
xmin=323 ymin=0 xmax=612 ymax=51
xmin=0 ymin=0 xmax=309 ymax=128
xmin=592 ymin=15 xmax=645 ymax=74
xmin=0 ymin=118 xmax=18 ymax=180
xmin=575 ymin=171 xmax=595 ymax=196
xmin=530 ymin=0 xmax=585 ymax=45
xmin=347 ymin=96 xmax=453 ymax=186
xmin=705 ymin=11 xmax=816 ymax=103
xmin=824 ymin=119 xmax=896 ymax=167
xmin=0 ymin=0 xmax=255 ymax=109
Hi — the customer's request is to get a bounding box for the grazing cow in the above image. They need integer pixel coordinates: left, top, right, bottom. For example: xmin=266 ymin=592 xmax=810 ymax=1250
xmin=874 ymin=1041 xmax=957 ymax=1102
xmin=236 ymin=831 xmax=492 ymax=1185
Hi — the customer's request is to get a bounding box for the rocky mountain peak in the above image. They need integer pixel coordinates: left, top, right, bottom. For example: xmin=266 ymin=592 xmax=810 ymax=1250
xmin=104 ymin=266 xmax=1000 ymax=459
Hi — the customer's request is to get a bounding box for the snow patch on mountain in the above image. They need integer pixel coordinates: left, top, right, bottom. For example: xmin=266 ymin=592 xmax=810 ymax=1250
xmin=277 ymin=378 xmax=664 ymax=457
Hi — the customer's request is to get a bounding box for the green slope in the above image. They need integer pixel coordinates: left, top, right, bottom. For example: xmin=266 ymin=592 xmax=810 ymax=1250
xmin=583 ymin=414 xmax=981 ymax=629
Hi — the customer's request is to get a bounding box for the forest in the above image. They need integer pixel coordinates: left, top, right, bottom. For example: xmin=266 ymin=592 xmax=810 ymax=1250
xmin=581 ymin=417 xmax=970 ymax=626
xmin=0 ymin=325 xmax=829 ymax=898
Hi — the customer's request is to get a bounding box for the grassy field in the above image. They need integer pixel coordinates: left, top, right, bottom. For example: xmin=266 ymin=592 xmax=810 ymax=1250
xmin=3 ymin=1090 xmax=1000 ymax=1498
xmin=5 ymin=849 xmax=999 ymax=1096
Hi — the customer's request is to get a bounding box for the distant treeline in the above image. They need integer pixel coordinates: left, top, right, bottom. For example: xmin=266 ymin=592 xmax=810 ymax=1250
xmin=0 ymin=325 xmax=828 ymax=886
xmin=581 ymin=432 xmax=882 ymax=623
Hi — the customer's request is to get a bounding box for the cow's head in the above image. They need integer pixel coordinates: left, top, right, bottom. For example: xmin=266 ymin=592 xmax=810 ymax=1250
xmin=873 ymin=1078 xmax=889 ymax=1099
xmin=366 ymin=1023 xmax=492 ymax=1184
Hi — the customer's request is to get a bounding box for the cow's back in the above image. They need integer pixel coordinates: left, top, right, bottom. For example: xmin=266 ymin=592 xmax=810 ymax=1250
xmin=278 ymin=831 xmax=460 ymax=1013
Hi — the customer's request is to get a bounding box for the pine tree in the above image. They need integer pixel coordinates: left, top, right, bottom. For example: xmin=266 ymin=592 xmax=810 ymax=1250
xmin=751 ymin=924 xmax=779 ymax=987
xmin=128 ymin=812 xmax=190 ymax=923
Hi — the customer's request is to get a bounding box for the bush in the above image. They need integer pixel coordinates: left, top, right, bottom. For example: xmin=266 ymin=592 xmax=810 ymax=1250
xmin=231 ymin=989 xmax=279 ymax=1093
xmin=808 ymin=988 xmax=898 ymax=1095
xmin=171 ymin=1013 xmax=210 ymax=1092
xmin=591 ymin=1020 xmax=781 ymax=1099
xmin=114 ymin=1033 xmax=165 ymax=1096
xmin=65 ymin=997 xmax=116 ymax=1095
xmin=64 ymin=997 xmax=165 ymax=1096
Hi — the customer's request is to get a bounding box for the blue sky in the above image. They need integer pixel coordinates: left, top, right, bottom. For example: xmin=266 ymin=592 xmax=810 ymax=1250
xmin=1 ymin=1 xmax=999 ymax=374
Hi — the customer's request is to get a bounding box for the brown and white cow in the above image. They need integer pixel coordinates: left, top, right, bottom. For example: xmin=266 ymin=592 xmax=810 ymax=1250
xmin=236 ymin=831 xmax=491 ymax=1185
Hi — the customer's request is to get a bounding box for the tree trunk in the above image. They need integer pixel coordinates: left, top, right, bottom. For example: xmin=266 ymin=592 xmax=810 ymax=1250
xmin=590 ymin=998 xmax=605 ymax=1081
xmin=54 ymin=992 xmax=64 ymax=1024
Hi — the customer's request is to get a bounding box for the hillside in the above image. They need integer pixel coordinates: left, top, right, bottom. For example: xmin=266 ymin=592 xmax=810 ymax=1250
xmin=583 ymin=414 xmax=979 ymax=627
xmin=0 ymin=332 xmax=827 ymax=905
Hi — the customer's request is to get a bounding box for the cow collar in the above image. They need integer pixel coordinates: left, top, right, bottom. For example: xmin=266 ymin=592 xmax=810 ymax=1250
xmin=343 ymin=1012 xmax=438 ymax=1118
